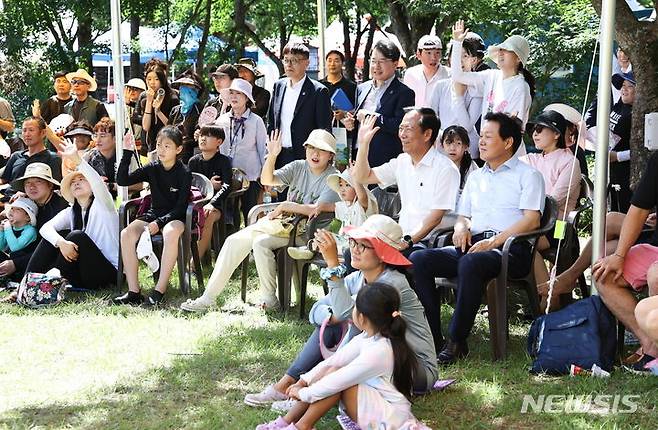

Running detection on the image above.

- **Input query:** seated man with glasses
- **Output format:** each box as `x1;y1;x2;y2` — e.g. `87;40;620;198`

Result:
64;69;108;127
352;108;460;257
410;112;545;362
342;39;415;167
267;42;332;170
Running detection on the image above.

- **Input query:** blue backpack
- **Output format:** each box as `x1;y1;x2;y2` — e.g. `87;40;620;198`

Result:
527;295;617;375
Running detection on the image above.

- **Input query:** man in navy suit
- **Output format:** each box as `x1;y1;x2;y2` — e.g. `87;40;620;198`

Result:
267;43;332;169
343;40;415;167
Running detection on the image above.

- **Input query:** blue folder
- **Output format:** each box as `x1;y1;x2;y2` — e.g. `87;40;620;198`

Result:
331;88;354;111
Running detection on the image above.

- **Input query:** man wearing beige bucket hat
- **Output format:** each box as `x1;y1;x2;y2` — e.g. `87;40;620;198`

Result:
181;128;340;313
64;69;108;127
0;163;67;287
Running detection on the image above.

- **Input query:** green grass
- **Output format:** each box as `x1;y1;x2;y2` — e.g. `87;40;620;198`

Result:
0;263;656;429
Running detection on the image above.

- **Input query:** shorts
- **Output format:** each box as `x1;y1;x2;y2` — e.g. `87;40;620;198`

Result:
622;243;658;290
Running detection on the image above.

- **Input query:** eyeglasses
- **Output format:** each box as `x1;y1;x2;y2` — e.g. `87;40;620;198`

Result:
283;57;305;66
71;79;90;85
349;238;374;253
369;58;394;67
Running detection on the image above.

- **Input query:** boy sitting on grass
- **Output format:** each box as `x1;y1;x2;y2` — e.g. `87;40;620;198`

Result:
187;125;232;259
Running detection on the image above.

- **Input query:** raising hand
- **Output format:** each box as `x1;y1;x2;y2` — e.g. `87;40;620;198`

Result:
266;129;282;157
452;19;469;42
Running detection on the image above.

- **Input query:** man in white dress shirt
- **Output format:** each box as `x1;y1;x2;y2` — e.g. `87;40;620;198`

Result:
352;107;460;255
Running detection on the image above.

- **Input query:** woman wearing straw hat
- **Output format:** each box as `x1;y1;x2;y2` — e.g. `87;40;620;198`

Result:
450;20;535;138
244;215;438;413
213;78;267;223
38;140;119;291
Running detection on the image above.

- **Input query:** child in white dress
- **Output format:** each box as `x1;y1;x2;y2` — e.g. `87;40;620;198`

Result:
256;282;429;430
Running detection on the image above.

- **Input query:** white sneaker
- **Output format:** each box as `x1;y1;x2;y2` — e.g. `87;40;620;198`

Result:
271;398;298;413
244;385;287;407
180;297;215;313
287;246;314;260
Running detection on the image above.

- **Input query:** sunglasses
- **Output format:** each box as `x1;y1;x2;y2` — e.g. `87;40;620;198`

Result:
532;124;547;134
349;238;375;253
71;79;90;85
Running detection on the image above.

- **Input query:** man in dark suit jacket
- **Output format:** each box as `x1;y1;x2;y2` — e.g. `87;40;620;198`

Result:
343;40;415;167
267;43;332;168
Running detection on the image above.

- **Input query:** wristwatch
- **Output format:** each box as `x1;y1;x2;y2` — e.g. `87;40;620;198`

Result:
320;265;348;281
403;235;414;248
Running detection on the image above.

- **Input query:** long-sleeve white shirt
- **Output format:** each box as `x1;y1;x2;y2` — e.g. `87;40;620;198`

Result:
298;332;411;411
429;79;483;157
40;159;120;268
450;39;532;131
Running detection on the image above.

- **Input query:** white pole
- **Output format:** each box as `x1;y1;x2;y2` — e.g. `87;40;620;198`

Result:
110;0;128;201
591;0;617;294
316;0;327;79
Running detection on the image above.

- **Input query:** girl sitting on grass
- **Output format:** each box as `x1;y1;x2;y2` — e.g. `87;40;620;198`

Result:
114;126;192;306
256;282;427;430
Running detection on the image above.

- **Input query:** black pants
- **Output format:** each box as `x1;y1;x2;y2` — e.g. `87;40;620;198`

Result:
26;231;71;274
240;180;261;225
28;230;117;289
410;234;532;348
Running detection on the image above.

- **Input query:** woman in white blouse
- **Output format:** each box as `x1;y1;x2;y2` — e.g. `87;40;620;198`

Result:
215;78;267;222
39;140;119;289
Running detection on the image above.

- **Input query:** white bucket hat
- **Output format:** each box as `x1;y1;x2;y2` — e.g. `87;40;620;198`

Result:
137;226;160;273
9;197;38;226
326;170;378;211
543;103;582;126
126;78;147;91
303;129;337;154
66;69;97;92
488;35;530;67
220;78;255;104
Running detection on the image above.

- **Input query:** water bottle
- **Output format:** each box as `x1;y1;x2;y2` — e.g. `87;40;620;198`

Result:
263;191;272;204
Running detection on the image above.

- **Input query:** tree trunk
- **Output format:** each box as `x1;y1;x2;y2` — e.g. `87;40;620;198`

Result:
196;0;212;73
363;16;376;81
77;9;94;71
339;9;355;80
234;0;284;75
168;0;204;68
130;15;141;79
591;0;658;187
386;2;434;65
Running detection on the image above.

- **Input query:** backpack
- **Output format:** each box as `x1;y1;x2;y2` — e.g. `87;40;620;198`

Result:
527;295;617;375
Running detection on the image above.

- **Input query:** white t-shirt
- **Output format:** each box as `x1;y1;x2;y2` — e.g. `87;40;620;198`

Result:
403;64;451;107
373;147;460;237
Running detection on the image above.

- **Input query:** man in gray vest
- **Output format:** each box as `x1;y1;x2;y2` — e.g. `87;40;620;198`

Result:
65;69;108;127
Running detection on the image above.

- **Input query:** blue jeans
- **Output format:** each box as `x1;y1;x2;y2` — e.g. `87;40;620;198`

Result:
410;235;532;347
286;324;346;380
